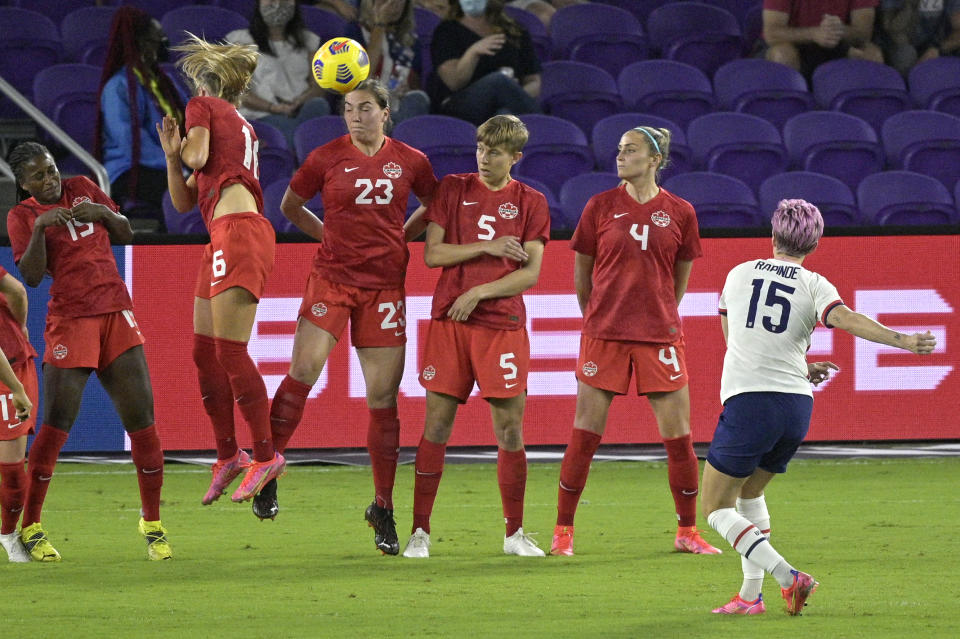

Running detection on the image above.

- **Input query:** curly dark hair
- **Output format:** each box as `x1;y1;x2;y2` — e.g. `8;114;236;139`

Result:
7;141;51;203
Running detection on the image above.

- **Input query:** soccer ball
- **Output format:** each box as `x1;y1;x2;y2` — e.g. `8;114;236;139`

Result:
312;37;370;94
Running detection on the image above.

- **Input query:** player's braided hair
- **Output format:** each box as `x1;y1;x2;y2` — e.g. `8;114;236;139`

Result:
7;141;50;203
175;34;259;106
93;7;184;208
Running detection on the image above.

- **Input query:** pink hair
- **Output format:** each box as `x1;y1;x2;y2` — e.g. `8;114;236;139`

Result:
772;198;823;256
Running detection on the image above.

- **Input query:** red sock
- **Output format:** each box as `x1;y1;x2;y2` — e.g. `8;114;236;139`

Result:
663;434;699;528
412;437;445;534
557;428;602;526
129;425;163;522
270;374;311;454
498;448;527;536
0;459;26;535
22;425;68;527
214;337;274;462
368;407;400;510
193;334;237;460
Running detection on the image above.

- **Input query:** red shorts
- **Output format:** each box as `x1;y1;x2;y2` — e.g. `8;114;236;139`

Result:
44;310;145;370
576;335;688;395
194;212;275;300
419;319;529;402
298;274;406;348
0;358;38;440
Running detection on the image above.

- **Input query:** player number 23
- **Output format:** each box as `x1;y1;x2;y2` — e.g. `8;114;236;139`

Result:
355;179;394;204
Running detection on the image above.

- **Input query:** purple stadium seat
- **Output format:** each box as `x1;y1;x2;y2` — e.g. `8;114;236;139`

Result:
741;3;763;56
548;4;646;78
162;191;205;235
0;7;62;117
61;6;119;66
262;179;307;233
557;172;622;231
505;6;551;64
812;59;910;134
713;59;813;130
594;0;656;23
540;61;623;136
783;111;883;192
159;62;191;102
300;5;349;44
701;0;763;27
516;176;560;230
14;0;93;19
514;114;595;195
161;5;248;50
119;0;197;21
293;115;347;165
857;171;958;226
618;60;715;130
590;113;691;180
908;57;960;117
646;2;742;77
882;110;960;191
759;172;860;226
687;112;789;194
664;172;763;228
32;64;101;164
209;0;257;17
414;6;442;81
251;120;296;190
392;115;478;178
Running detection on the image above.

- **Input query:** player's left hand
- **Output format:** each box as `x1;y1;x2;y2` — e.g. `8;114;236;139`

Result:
807;361;839;385
11;389;31;422
70;201;106;223
448;288;481;322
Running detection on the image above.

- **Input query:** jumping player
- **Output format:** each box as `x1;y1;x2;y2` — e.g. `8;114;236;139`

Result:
157;35;283;506
704;199;936;615
401;114;549;559
265;79;437;552
7;141;170;561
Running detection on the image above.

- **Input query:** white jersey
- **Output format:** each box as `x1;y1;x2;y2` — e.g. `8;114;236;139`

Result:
718;258;843;404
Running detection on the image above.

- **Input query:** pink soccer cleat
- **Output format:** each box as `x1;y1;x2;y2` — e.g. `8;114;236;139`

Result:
675;526;723;554
781;570;819;616
231;453;286;503
712;593;766;615
201;450;251;505
550;525;574;556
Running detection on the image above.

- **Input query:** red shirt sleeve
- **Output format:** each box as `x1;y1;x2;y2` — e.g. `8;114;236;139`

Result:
184;97;212;133
424;177;455;228
522;190;550;246
6;205;34;264
569;195;599;256
676;201;702;261
411;154;439;206
289;148;326;201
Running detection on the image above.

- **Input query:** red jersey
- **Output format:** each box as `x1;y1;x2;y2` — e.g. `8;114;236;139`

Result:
763;0;878;27
0;266;36;364
426;174;550;331
290;135;438;289
7;176;133;318
571;185;701;342
185;95;265;227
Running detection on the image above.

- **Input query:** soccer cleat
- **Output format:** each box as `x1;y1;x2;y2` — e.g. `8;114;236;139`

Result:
252;477;279;521
504;528;545;557
712;593;766;615
364;502;399;555
550;524;574;556
138;518;173;561
201;449;251;505
231;452;286;503
0;531;32;563
781;570;818;615
402;528;430;558
20;522;60;562
675;527;723;554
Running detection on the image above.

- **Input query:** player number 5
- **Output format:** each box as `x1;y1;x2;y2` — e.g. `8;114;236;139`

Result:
500;352;517;380
478;215;496;240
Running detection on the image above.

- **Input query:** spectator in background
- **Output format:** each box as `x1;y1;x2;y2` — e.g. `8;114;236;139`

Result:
877;0;960;75
761;0;884;78
347;0;431;122
507;0;587;30
416;0;449;16
227;0;332;148
430;0;541;126
95;7;185;232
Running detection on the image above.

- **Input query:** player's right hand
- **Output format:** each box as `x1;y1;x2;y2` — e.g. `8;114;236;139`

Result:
37;207;73;228
156;115;182;158
909;330;937;355
484;235;528;262
12;389;31;422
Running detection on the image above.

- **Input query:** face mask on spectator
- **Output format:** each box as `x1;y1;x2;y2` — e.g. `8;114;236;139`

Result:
261;3;295;27
460;0;487;18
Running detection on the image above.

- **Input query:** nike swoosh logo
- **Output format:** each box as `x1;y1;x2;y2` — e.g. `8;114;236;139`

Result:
394;331;405;336
344;167;359;172
8;423;21;429
415;470;439;476
211;279;223;286
142;468;162;474
505;382;518;388
462;201;478;206
614;212;629;218
670;373;683;380
681;489;698;496
38;475;52;482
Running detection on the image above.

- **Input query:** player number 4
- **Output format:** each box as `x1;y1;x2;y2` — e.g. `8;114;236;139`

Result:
658;346;680;372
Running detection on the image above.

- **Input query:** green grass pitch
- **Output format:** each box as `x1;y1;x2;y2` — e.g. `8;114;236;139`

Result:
3;457;958;638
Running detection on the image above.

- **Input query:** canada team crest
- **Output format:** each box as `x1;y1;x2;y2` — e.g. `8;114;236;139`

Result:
71;196;91;207
582;361;598;377
311;302;328;317
52;344;68;360
498;203;519;219
651;210;670;227
422;365;437;381
383;162;402;179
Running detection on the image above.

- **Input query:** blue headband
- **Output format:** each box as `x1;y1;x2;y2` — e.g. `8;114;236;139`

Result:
633;127;661;154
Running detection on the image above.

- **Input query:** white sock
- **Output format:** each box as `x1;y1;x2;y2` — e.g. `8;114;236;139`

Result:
737;496;771;601
707;507;795;588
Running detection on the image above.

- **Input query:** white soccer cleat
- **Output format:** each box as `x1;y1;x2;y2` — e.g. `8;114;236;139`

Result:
402;528;431;558
503;528;545;557
0;531;32;563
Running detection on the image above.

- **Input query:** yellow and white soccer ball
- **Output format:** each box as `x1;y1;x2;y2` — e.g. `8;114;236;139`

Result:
312;37;370;94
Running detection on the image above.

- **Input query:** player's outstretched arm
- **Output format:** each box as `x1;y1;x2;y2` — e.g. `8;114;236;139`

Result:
826;305;937;355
